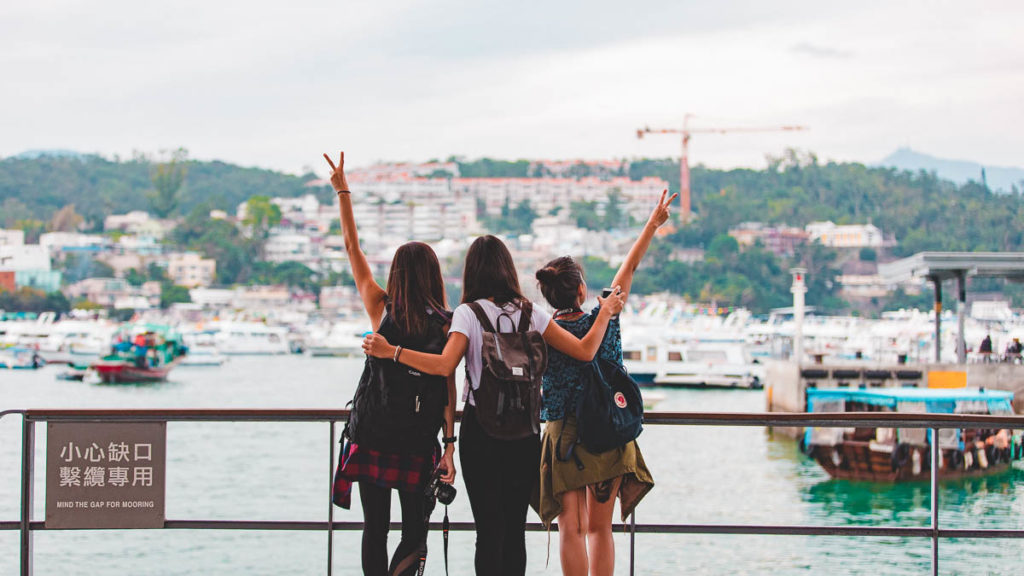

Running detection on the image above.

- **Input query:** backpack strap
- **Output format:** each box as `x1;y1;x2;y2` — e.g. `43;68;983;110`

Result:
517;300;533;333
554;417;585;471
466;302;497;333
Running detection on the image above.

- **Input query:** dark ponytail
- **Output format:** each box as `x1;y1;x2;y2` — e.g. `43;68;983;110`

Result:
535;256;584;310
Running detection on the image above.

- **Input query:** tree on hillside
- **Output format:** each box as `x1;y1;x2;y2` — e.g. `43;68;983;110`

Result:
13;219;46;243
244;195;282;239
604;189;628;229
148;148;189;218
48;204;84;232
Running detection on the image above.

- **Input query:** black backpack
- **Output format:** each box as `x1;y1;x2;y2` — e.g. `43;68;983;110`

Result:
558;357;644;467
466;301;547;440
346;308;451;454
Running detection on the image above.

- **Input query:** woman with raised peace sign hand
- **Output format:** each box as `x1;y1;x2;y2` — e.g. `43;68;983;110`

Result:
534;190;675;576
325;151;457;576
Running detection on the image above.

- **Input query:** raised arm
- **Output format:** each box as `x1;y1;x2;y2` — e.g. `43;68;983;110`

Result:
542;289;625;361
611;189;678;300
324;151;387;329
362;331;469;377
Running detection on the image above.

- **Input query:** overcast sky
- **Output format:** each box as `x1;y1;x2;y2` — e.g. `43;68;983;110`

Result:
2;0;1021;175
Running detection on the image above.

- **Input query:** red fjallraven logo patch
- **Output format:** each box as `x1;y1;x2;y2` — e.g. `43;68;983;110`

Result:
614;392;627;408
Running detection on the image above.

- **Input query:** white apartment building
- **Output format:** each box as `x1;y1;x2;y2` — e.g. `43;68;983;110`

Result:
104;211;170;236
167;252;217;288
0;244;51;272
0;229;26;246
39;232;109;256
265;233;317;264
806;221;885;248
452;177;667;225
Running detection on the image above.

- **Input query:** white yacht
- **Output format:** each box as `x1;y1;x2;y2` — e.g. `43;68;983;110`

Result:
307;321;371;357
37;320;117;367
180;331;228;366
208;322;291;355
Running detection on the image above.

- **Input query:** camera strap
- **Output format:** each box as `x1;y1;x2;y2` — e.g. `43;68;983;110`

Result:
442;506;450;576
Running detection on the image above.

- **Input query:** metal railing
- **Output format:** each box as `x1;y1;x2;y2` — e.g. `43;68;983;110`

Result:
3;408;1024;576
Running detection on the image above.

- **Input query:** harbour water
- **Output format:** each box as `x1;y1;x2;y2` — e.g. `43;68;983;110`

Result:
2;356;1024;575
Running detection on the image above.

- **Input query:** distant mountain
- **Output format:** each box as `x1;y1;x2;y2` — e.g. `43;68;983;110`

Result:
878;148;1024;192
10;149;85;160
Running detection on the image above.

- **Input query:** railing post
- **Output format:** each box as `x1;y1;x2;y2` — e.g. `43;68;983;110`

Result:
629;511;636;576
20;416;34;576
327;420;336;576
930;427;939;576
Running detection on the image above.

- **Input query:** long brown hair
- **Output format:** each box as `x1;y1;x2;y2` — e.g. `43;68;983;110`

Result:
386;241;449;336
535;256;584;310
461;235;525;306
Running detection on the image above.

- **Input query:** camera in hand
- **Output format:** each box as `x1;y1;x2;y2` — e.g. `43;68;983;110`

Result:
425;466;457;506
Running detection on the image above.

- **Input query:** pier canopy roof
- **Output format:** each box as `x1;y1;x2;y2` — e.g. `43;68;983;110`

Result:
880;252;1024;283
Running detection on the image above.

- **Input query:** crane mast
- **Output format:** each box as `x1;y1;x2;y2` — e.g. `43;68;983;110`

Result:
637;115;807;222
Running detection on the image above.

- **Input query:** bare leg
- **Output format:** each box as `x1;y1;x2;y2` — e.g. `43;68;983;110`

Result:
586;477;622;576
558;488;589;576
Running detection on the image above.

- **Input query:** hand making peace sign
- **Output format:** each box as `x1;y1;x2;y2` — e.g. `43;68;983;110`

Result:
322;151;349;193
647;189;679;229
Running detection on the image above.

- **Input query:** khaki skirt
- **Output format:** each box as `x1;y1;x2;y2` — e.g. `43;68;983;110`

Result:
537;415;654;528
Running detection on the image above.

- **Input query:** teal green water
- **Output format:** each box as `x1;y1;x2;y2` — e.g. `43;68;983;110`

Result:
2;356;1023;575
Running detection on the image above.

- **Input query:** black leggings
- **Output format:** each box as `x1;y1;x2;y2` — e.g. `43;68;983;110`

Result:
358;481;427;576
459;405;542;576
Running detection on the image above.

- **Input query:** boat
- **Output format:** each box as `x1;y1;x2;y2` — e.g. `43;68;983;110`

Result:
88;324;186;384
208;322;291;355
622;334;763;389
180;331;227;367
0;346;45;369
307;321;369;357
803;387;1024;481
37;320;117;366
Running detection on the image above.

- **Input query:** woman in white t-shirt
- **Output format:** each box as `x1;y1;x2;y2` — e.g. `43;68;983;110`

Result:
363;235;625;576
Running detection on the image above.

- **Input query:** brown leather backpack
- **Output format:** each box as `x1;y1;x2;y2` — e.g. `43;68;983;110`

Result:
466;301;547;440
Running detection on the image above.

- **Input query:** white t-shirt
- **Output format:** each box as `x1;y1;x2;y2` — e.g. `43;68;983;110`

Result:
449;299;552;405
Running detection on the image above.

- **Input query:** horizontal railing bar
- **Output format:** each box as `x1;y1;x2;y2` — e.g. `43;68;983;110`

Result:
4;520;1024;539
20;409;1024;428
0;409;25;422
632;524;934;537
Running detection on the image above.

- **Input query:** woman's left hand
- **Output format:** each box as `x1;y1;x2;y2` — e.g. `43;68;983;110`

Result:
361;333;393;358
439;449;456;484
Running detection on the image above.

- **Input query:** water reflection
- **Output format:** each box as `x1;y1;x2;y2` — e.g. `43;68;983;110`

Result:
801;456;1024;529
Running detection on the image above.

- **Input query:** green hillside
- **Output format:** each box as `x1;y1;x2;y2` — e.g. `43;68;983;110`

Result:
0;153;320;228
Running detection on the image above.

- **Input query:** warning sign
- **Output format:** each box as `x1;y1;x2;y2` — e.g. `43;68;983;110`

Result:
45;422;166;529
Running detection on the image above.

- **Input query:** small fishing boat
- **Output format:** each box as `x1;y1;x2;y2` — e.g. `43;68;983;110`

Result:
88;324;186;384
803;387;1023;481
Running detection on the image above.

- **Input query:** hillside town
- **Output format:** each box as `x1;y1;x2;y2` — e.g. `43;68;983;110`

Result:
0;158;917;320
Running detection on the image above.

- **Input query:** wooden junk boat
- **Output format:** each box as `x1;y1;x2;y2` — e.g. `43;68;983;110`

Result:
803;387;1023;481
87;324;186;384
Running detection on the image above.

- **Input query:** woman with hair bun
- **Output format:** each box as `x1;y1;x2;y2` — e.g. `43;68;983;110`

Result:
536;190;676;576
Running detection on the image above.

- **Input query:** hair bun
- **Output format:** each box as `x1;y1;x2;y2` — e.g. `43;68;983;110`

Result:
536;266;557;283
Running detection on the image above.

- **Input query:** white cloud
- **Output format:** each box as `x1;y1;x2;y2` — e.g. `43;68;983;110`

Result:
1;0;1022;174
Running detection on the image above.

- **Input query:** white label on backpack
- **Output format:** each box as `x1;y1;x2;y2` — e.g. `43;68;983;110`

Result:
511;366;524;376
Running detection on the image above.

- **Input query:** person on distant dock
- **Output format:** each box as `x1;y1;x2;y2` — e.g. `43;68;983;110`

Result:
325;151;457;576
363;235;625;576
533;191;672;576
980;334;992;354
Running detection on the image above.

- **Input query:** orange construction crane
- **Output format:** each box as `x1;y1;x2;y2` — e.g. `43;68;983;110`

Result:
637;114;807;222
